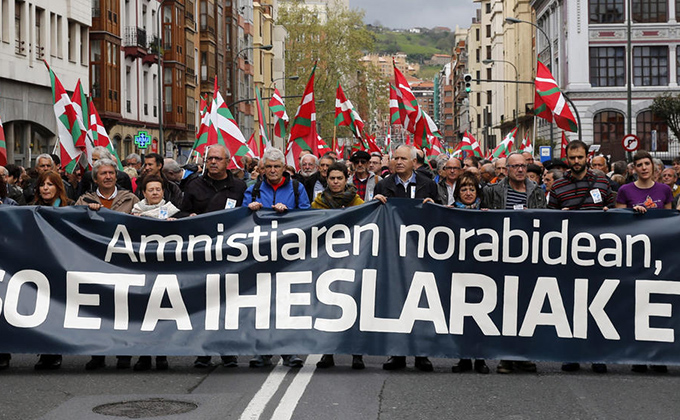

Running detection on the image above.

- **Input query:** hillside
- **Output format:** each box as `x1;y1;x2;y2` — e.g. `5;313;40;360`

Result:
367;25;456;70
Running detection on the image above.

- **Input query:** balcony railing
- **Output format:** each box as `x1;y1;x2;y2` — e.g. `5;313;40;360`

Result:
123;26;147;49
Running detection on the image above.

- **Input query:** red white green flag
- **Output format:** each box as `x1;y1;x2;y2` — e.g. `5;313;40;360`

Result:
535;61;578;132
71;79;95;169
0;115;6;166
519;131;534;156
426;134;443;158
335;140;345;159
192;92;215;157
561;131;569;160
492;127;518;158
44;60;84;172
285;64;318;169
334;82;364;141
269;87;289;145
383;125;392;155
317;134;332;156
461;131;483;157
393;63;421;133
389;84;402;125
252;87;270;158
210;77;253;169
88;97;123;170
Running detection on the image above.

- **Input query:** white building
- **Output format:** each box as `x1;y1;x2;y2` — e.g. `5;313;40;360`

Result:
0;0;90;167
532;0;680;161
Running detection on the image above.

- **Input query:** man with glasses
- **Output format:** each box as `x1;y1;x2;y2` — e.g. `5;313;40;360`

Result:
348;150;380;201
178;145;247;368
369;152;383;175
482;152;545;374
437;157;463;206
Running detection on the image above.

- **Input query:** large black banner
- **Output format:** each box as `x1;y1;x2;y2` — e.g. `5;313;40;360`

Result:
1;200;680;364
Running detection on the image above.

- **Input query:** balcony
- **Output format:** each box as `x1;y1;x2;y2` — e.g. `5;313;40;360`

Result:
123;27;147;59
142;36;160;65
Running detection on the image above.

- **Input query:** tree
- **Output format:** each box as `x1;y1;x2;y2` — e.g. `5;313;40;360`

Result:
651;93;680;141
277;1;389;142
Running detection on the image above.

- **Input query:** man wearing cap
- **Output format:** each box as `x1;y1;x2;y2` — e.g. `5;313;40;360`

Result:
348;150;380;201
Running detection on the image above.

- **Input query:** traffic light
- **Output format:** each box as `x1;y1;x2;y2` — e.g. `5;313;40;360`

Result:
464;74;472;93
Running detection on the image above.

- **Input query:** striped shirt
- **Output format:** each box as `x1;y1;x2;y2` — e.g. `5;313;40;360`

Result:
505;188;527;209
548;169;614;210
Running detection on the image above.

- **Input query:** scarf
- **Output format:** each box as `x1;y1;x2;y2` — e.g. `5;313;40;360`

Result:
453;198;481;209
317;184;359;209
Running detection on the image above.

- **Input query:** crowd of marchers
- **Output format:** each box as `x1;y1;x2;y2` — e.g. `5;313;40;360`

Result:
0;139;677;374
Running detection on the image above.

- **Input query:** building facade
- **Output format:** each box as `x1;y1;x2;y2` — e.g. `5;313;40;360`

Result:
0;0;90;167
533;0;680;161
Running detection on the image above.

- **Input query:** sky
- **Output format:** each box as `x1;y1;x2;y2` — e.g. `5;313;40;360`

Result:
349;0;478;31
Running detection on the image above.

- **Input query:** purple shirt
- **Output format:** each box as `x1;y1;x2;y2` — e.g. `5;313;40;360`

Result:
616;182;673;209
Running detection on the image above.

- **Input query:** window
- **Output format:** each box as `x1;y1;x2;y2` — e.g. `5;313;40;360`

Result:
486;90;492;106
475;48;480;63
589;0;624;23
15;2;23;55
633;46;668;86
636;110;669;152
485;3;491;13
485;24;491;38
475;28;479;42
80;26;88;65
2;0;9;43
589;47;625;87
486;46;491;60
677;0;680;20
593;111;626;161
632;0;667;23
68;21;76;62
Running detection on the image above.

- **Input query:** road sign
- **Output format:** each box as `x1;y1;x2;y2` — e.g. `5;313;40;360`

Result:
621;134;640;152
539;146;551;163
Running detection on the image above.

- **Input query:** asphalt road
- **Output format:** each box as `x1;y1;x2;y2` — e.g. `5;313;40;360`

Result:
1;354;679;420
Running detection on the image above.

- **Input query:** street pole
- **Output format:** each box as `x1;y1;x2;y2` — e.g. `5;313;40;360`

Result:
156;6;164;156
232;44;273;132
626;0;633;161
506;17;554;158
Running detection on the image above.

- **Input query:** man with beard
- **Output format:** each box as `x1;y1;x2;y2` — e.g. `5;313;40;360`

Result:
295;153;318;182
549;140;615;211
548;140;614;374
303;153;335;202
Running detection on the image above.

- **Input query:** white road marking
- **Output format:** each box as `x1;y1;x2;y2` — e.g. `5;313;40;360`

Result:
238;355;320;420
270;354;321;420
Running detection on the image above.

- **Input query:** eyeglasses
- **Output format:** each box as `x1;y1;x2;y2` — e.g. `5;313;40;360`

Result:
444;166;461;171
206;156;225;162
507;164;527;170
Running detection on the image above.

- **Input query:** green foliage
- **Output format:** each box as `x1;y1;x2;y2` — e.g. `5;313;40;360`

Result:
277;1;389;140
370;27;455;64
651;93;680;141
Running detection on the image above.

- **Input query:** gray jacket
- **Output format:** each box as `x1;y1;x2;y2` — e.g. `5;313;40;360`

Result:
481;177;546;209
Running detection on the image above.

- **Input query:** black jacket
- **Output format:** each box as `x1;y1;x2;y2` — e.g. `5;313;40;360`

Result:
178;172;247;217
374;171;439;202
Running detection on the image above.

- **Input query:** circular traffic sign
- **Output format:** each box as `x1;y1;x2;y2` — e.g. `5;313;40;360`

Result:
622;134;640;152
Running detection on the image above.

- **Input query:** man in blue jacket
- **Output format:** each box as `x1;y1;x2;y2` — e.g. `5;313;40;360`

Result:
243;147;310;368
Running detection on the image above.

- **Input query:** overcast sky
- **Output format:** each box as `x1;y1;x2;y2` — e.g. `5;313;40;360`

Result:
349;0;478;30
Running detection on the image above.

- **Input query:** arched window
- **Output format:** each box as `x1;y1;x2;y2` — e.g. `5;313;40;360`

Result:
593;110;626;161
636;110;668;152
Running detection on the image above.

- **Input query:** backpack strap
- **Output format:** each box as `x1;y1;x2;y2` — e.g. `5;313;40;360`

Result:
292;179;300;208
251;179;263;203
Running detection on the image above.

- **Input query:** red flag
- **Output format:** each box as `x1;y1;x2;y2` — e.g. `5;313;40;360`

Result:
286;63;318;169
335;83;364;141
460;131;483;157
535;61;578;132
560;131;569;160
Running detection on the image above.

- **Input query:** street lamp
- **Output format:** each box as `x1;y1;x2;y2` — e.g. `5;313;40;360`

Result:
269;75;299;89
231;44;273;131
506;16;554;157
483;58;519;131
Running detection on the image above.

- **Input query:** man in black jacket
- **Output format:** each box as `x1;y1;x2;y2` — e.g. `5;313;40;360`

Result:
374;145;439;205
373;145;438;372
178;145;247;368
